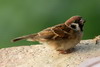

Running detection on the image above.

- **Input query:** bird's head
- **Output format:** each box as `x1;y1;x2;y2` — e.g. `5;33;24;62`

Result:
65;16;86;31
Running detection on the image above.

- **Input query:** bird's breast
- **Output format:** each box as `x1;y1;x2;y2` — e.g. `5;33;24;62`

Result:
46;31;83;50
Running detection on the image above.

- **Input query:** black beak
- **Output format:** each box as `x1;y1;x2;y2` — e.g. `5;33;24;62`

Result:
80;19;85;25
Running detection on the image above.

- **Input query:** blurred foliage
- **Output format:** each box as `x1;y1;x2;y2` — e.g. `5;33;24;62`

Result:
0;0;100;48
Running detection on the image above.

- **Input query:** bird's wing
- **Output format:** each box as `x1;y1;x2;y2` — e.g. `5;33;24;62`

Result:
38;24;74;40
38;27;55;39
51;24;73;39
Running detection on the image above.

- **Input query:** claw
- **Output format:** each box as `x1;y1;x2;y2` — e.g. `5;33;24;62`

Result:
57;48;75;54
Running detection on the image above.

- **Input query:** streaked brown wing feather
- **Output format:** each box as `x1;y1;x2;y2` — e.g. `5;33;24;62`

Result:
38;27;55;39
51;24;73;38
38;24;74;40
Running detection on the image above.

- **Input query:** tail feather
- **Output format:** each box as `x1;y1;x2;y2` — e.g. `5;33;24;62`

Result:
11;34;37;42
12;37;24;42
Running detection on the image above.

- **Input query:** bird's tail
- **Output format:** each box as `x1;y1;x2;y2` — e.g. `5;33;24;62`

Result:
11;34;37;42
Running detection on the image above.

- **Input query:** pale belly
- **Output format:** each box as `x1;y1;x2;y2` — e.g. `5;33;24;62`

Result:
46;32;83;50
56;38;81;50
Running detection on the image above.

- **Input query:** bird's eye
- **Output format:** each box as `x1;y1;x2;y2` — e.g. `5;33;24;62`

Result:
74;20;79;23
71;25;76;29
74;21;77;23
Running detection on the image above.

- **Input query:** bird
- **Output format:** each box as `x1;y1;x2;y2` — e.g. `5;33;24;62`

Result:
12;15;86;54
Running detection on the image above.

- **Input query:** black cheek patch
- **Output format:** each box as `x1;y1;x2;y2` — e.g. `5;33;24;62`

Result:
79;24;83;31
71;25;76;29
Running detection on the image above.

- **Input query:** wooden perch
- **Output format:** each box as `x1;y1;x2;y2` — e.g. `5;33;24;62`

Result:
0;35;100;67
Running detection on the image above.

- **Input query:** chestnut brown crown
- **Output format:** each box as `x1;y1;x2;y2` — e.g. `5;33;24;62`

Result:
65;16;85;31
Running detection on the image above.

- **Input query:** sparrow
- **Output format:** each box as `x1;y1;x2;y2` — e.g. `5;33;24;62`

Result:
12;16;85;54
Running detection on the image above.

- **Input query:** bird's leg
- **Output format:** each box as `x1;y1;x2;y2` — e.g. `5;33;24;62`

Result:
65;48;75;53
57;50;68;54
57;48;75;54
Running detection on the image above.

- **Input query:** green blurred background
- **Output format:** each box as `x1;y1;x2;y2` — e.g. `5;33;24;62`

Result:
0;0;100;48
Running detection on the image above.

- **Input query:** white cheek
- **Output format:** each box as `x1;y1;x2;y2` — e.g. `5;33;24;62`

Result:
75;24;80;31
71;23;80;31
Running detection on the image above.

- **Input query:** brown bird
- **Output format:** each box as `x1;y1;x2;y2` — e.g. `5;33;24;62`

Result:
12;16;85;54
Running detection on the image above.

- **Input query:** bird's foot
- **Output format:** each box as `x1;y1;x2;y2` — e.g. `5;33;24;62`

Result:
57;48;75;54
